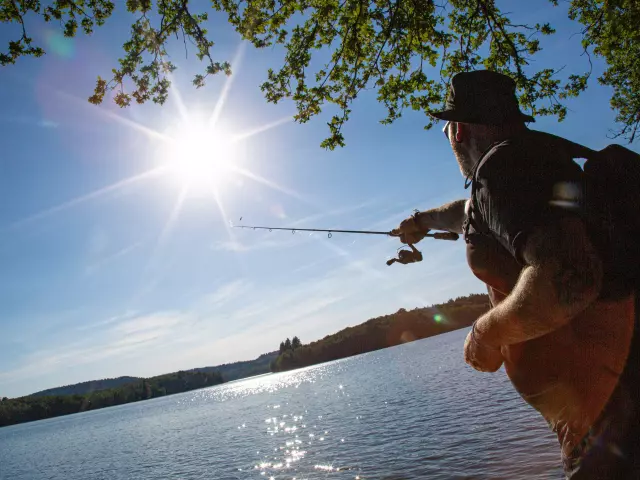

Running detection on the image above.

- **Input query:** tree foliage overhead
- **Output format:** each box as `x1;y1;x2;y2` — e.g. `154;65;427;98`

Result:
565;0;640;142
2;0;639;146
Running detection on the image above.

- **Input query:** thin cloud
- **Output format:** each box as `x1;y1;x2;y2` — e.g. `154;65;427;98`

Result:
0;311;192;385
290;255;340;274
202;279;250;308
286;198;384;228
85;241;144;275
38;119;58;128
114;312;187;335
211;235;305;253
6;167;165;231
0;115;58;128
75;309;140;333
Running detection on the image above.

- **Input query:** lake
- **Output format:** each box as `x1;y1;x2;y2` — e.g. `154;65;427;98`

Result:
0;328;563;479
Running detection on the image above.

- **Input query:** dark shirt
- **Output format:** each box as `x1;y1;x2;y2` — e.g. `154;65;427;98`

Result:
464;129;640;479
468;129;584;264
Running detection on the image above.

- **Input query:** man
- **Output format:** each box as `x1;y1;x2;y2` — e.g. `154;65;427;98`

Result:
394;70;640;478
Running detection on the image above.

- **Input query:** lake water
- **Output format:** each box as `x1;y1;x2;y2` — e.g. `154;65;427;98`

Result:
0;328;563;479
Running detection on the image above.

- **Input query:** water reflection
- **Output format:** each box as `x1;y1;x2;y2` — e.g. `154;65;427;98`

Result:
198;363;342;403
0;330;561;479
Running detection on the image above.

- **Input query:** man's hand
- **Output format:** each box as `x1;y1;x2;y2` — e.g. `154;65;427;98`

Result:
391;215;429;245
464;321;504;372
392;200;468;245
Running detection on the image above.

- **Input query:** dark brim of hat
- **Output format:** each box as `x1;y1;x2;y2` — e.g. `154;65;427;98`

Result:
430;108;535;124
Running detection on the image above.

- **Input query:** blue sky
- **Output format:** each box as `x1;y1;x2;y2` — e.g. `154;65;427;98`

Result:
0;1;636;398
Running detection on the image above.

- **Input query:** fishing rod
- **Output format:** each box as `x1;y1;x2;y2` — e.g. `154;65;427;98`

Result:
233;222;458;267
232;224;459;241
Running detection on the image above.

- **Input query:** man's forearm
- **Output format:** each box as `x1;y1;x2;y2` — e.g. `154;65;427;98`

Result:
474;220;603;346
417;199;467;234
475;265;597;345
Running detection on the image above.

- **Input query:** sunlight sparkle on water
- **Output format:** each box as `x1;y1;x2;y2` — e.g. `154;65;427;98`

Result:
315;464;335;471
200;367;348;477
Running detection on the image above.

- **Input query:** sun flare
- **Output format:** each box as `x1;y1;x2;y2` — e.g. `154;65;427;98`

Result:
162;122;238;191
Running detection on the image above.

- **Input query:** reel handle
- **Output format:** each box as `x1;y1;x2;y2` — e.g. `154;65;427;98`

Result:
432;232;459;241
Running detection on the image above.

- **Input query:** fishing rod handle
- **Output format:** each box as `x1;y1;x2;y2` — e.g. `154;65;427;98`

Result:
432;232;459;241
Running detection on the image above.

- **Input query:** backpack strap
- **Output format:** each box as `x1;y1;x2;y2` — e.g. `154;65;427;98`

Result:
463;143;499;242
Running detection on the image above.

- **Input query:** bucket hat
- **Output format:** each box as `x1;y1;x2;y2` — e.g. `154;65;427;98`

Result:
430;70;535;124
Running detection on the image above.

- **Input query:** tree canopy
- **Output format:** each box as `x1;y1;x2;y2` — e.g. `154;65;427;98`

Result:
2;0;639;147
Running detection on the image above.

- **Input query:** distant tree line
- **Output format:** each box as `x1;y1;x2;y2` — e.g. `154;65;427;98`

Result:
191;351;278;382
271;293;490;372
29;376;141;398
279;336;302;354
272;336;303;371
0;370;223;428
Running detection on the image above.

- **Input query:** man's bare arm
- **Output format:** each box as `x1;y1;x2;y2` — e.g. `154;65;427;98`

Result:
474;217;603;346
393;199;467;244
415;199;467;234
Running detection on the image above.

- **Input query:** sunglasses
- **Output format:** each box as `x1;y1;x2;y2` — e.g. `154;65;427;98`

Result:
443;121;451;140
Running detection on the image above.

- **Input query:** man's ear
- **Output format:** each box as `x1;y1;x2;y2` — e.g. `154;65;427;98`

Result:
454;122;465;143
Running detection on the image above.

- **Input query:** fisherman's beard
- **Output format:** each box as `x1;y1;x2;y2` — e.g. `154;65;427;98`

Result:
452;142;478;178
451;140;480;178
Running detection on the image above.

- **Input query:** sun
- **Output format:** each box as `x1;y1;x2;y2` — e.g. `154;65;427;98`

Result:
161;121;238;191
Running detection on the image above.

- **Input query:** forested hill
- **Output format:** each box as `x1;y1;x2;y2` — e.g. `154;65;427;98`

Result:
30;376;141;398
0;370;223;428
22;352;279;400
0;352;280;428
191;352;278;381
271;293;491;372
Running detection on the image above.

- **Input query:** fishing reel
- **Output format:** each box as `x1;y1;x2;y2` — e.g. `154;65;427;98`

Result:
386;228;458;267
386;244;424;267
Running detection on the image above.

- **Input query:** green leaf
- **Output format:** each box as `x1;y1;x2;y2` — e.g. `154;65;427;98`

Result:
3;0;639;145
